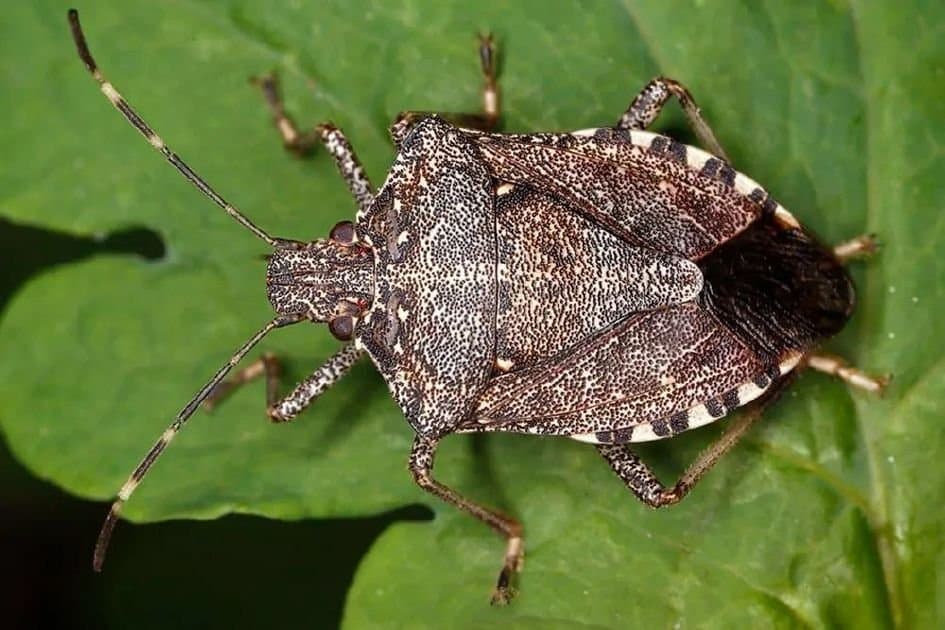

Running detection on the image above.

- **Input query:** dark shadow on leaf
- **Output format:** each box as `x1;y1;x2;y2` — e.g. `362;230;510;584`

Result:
0;216;433;629
267;356;387;457
0;215;164;315
467;433;516;514
317;360;389;449
0;430;431;630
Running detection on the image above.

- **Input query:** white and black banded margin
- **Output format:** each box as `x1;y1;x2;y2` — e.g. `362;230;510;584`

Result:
570;352;804;444
571;127;801;230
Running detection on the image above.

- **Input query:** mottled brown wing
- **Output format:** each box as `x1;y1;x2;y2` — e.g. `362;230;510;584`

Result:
472;129;762;260
465;301;776;443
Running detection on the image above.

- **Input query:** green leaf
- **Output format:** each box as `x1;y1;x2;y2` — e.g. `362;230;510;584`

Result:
2;1;943;627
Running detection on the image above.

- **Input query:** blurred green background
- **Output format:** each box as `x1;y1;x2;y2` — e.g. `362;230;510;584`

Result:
2;1;944;628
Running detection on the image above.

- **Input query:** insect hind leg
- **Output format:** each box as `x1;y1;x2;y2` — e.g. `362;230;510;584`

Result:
616;76;729;161
806;233;888;393
409;435;523;605
805;353;890;394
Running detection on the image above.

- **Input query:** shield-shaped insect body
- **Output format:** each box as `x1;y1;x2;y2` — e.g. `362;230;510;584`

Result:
69;9;884;605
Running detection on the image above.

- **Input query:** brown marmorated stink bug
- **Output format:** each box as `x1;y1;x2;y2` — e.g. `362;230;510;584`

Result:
69;9;887;604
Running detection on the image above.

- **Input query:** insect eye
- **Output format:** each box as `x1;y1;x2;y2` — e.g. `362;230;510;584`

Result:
329;221;357;246
328;315;355;341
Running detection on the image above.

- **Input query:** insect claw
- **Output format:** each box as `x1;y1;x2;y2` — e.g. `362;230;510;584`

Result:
658;486;685;507
490;581;516;606
249;71;276;87
874;373;893;397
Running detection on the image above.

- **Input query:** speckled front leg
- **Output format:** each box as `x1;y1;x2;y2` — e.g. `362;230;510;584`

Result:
617;76;729;161
252;74;374;215
390;34;500;146
268;344;363;422
316;123;375;216
409;435;523;605
599;400;767;507
203;344;362;422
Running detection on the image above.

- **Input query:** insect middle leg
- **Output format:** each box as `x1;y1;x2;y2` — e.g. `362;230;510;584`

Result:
252;74;374;215
202;352;282;412
203;344;363;421
390;34;500;145
597;400;767;508
409;435;524;605
616;77;729;161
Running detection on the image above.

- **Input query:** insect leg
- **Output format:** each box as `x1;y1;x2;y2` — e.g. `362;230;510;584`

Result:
251;73;320;156
202;344;362;420
832;234;879;262
805;353;889;394
478;33;501;128
409;435;523;605
390;34;501;145
616;77;729;161
269;344;363;422
317;124;375;216
252;75;374;215
597;401;766;508
202;352;282;411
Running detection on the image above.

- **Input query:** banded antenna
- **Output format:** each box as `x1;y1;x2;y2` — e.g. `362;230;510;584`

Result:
66;9;308;569
67;8;287;247
92;313;304;571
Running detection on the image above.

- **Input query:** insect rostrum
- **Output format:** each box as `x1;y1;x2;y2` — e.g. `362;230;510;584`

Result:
68;9;885;605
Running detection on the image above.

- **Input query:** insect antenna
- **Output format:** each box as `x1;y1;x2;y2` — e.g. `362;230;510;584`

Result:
67;9;284;248
92;313;305;571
